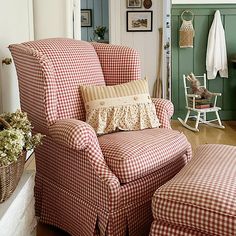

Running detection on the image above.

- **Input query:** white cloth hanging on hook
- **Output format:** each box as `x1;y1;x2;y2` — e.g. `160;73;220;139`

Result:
206;10;228;80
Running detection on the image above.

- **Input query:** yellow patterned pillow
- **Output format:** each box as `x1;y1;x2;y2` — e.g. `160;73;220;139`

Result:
80;79;160;135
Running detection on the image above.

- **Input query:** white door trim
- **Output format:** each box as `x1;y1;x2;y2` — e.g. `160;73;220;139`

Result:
73;0;81;39
108;0;121;45
28;0;34;41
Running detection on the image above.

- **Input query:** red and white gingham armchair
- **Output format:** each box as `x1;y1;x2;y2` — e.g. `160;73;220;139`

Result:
9;39;192;236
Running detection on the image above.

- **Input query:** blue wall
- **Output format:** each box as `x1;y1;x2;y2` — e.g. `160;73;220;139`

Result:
81;0;109;42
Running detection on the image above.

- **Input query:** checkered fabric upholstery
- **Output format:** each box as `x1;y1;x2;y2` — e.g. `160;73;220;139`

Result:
91;42;141;85
150;144;236;236
99;128;190;183
49;119;97;150
9;39;192;236
152;98;174;129
11;38;106;125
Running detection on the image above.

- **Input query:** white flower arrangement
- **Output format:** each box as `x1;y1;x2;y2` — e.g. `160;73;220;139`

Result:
0;110;44;167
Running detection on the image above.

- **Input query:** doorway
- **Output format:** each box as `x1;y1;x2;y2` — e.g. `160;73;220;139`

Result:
80;0;109;43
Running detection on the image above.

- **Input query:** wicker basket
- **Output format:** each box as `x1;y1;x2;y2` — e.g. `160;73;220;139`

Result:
0;117;26;203
0;152;26;202
179;10;195;48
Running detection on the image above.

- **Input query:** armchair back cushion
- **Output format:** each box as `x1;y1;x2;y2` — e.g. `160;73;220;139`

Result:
9;39;106;126
91;42;141;85
99;128;191;183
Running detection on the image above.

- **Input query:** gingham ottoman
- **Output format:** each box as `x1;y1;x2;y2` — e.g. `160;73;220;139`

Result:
149;144;236;236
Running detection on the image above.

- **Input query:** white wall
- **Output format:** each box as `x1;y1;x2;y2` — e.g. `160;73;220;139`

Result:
172;0;236;3
109;0;121;45
119;1;163;95
33;0;74;39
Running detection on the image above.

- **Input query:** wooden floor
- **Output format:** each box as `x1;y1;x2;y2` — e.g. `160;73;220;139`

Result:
171;120;236;153
29;120;236;236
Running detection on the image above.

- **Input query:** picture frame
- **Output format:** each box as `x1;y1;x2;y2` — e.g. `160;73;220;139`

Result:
127;0;142;8
127;11;153;32
81;9;92;27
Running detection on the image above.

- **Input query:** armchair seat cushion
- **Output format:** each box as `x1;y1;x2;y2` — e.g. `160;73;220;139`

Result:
98;128;191;183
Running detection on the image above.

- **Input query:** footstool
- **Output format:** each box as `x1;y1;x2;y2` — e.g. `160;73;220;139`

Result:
149;144;236;236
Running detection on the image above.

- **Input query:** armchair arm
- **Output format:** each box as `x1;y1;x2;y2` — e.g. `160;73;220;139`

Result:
187;93;221;108
187;94;201;98
211;92;222;96
152;98;174;129
49;119;120;188
49;119;97;150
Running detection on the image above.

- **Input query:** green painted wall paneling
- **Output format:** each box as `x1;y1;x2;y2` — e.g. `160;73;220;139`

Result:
81;0;109;42
171;4;236;120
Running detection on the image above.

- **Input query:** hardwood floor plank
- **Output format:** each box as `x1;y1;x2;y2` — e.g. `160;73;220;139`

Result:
171;120;236;153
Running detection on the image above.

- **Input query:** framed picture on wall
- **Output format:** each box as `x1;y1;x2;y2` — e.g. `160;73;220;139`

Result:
127;0;142;8
81;9;92;27
127;11;153;32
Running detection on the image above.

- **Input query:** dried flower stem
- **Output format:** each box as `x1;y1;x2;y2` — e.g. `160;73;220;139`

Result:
0;117;11;129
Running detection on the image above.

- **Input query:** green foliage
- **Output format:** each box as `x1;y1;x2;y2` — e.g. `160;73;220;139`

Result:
94;26;107;39
0;110;44;166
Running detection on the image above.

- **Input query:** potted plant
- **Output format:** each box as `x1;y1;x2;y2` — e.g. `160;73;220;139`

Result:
0;110;43;202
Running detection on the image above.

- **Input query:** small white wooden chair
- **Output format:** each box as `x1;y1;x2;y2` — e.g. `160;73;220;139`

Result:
178;73;225;132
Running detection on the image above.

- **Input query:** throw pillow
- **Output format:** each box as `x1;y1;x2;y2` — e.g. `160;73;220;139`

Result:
80;79;160;135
